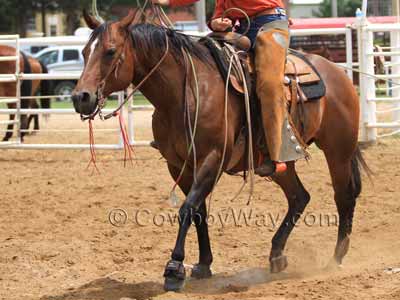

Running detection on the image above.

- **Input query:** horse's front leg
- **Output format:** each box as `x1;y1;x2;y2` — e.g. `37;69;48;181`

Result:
2;114;15;141
164;150;220;292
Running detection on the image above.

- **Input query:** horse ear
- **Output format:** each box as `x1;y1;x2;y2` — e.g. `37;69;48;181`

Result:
119;9;137;29
83;9;101;30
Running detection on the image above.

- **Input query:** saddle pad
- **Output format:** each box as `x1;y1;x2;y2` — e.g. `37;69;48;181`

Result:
287;50;326;101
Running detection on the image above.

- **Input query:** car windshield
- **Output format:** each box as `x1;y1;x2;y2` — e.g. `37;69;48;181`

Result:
38;50;58;65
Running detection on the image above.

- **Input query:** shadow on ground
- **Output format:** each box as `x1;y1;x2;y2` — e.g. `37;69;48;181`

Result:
40;267;308;300
40;278;164;300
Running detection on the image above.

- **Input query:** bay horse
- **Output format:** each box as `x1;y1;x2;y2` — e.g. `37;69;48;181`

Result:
0;45;50;141
73;11;369;291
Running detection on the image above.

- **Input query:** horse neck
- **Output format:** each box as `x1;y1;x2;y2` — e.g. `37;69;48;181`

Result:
132;48;187;115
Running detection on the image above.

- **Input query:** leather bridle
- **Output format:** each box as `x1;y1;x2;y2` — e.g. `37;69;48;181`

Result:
80;23;170;121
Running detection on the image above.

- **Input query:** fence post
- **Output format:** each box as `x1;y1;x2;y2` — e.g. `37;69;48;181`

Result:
358;21;377;142
390;29;400;122
345;26;354;81
15;35;21;144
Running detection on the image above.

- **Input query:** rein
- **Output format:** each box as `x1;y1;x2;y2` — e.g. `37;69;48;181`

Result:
102;33;169;121
80;28;170;122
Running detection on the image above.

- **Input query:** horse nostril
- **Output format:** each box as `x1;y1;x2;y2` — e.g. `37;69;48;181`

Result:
81;92;91;103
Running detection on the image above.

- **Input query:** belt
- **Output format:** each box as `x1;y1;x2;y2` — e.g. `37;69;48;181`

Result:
254;7;287;18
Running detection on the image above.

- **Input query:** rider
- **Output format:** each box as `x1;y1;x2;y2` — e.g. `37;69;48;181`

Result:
152;0;305;176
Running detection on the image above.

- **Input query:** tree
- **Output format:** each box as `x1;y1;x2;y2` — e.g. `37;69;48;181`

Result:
56;0;137;34
0;1;15;34
55;0;92;35
315;0;362;17
0;0;57;37
36;0;58;36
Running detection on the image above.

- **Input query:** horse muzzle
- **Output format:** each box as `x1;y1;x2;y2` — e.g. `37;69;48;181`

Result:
72;90;98;116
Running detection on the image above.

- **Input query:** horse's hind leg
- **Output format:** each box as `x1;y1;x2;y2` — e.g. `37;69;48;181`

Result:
325;152;360;266
269;161;311;273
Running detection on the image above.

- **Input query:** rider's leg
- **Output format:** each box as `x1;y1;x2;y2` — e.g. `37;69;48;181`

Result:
254;22;304;176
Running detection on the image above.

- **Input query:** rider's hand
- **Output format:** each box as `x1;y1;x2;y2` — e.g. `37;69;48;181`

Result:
152;0;170;5
210;18;233;32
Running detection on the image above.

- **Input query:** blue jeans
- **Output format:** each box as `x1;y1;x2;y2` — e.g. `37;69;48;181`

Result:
236;13;288;48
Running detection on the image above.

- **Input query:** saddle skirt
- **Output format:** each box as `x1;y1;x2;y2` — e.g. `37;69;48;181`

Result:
201;34;326;104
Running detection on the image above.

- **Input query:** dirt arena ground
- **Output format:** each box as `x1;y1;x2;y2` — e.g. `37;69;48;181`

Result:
1;111;400;300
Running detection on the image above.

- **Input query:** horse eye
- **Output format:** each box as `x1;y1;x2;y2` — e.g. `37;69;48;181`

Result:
106;48;116;57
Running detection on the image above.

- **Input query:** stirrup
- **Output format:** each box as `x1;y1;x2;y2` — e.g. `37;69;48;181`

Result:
255;161;287;177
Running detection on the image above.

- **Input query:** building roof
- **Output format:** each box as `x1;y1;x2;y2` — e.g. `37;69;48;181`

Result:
291;16;398;29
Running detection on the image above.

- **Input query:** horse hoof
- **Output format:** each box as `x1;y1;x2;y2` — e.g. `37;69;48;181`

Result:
270;255;288;273
163;260;186;292
191;264;212;279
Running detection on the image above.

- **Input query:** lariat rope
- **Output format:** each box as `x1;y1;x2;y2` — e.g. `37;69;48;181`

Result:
87;2;254;206
132;0;202;204
92;0;104;23
138;3;255;207
83;1;169;171
117;111;135;167
152;3;254;207
87;119;100;174
149;3;202;203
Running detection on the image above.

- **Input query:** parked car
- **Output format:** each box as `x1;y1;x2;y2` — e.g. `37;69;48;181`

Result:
34;46;84;100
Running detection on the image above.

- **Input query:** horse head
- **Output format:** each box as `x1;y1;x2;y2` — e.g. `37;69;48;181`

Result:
72;10;136;116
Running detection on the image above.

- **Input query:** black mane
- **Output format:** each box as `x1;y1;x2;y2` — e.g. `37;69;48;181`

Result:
130;23;211;65
87;22;211;66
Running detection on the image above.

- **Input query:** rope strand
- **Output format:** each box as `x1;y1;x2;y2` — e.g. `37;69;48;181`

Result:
87;119;100;175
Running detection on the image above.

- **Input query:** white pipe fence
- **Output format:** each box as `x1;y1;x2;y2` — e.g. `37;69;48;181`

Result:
0;34;154;150
357;19;400;142
0;22;398;149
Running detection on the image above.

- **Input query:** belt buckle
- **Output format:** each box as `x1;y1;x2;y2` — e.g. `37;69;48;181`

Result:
276;8;286;16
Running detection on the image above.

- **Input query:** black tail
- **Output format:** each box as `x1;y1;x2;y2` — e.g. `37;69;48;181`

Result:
38;61;51;109
20;52;32;109
350;146;373;199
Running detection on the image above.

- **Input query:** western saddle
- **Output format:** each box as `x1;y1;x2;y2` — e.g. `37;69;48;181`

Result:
201;32;326;106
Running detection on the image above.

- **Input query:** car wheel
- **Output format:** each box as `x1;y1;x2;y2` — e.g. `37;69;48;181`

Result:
54;81;76;102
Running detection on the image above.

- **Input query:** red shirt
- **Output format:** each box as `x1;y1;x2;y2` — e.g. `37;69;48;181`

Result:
169;0;285;19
